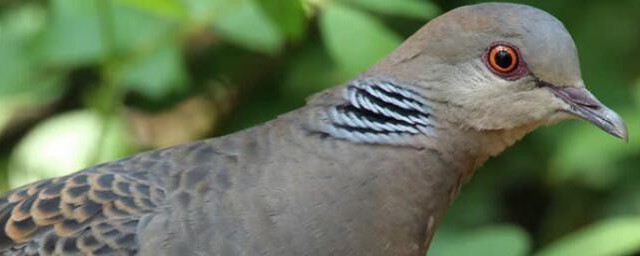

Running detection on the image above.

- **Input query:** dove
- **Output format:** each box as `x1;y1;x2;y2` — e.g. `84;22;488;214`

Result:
0;3;627;256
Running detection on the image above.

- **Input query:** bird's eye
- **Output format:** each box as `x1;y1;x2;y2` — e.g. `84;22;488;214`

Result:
487;44;518;74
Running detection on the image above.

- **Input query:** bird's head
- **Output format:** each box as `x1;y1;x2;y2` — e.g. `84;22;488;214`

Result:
372;3;627;142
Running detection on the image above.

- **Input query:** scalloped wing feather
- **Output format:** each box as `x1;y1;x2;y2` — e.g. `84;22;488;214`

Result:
0;160;166;256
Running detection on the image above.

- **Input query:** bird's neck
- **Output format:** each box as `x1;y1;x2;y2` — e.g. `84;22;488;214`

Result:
303;77;536;174
304;78;437;147
430;121;539;181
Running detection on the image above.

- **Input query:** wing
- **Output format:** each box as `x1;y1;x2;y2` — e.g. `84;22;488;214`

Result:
0;157;166;256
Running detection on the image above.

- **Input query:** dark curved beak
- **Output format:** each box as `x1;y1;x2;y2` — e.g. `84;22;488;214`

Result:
546;85;628;142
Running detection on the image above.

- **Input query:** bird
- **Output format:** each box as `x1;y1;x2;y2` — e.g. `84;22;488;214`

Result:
0;3;628;256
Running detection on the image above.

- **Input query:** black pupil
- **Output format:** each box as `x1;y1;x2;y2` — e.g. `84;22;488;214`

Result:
495;50;513;69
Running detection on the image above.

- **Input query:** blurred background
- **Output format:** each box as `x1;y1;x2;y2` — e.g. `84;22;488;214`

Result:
0;0;638;255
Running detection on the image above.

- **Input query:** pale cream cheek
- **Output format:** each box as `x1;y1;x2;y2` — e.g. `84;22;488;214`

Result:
450;72;538;128
436;60;565;130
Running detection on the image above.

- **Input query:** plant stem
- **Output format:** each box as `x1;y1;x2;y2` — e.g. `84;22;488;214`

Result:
93;0;122;164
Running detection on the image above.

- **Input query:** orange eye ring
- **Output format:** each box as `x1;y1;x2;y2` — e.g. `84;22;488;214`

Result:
488;45;518;73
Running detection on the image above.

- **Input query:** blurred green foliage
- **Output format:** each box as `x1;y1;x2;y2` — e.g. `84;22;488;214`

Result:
0;0;638;255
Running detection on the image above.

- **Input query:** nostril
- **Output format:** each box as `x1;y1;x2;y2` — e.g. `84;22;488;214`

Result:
542;82;602;109
562;86;601;108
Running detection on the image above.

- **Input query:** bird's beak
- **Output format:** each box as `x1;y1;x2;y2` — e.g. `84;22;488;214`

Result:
546;85;628;142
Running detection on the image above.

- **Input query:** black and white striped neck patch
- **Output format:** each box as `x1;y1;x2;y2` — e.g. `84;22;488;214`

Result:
325;79;435;145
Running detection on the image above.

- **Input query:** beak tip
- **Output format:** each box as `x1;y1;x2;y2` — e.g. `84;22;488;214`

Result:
598;111;628;143
614;124;629;144
607;111;628;143
612;130;629;143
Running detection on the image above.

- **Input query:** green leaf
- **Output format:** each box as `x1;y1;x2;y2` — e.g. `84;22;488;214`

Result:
8;111;132;188
0;3;62;96
50;0;97;14
122;41;189;99
37;0;104;66
210;0;284;54
0;39;36;95
183;0;287;53
0;3;47;40
256;0;307;41
114;0;188;20
536;217;640;256
320;2;401;76
343;0;440;20
38;16;103;66
283;43;350;101
429;225;531;256
112;5;177;54
183;0;223;24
